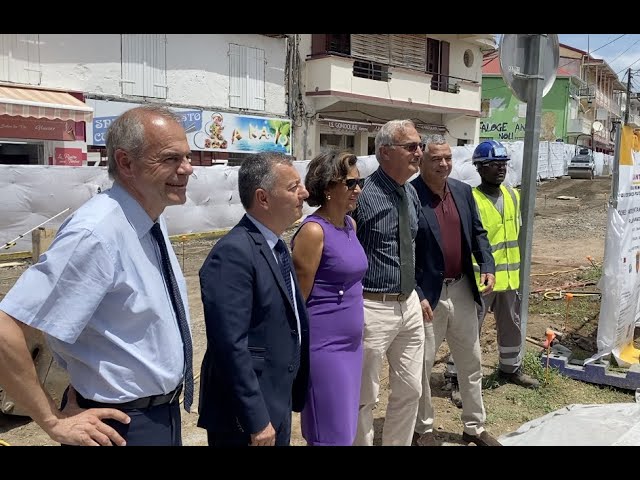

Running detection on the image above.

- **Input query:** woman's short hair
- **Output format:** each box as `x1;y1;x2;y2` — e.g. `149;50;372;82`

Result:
305;149;358;207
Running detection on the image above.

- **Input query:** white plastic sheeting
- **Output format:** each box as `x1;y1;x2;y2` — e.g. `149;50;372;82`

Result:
499;402;640;446
592;126;640;365
0;163;316;252
357;141;612;188
0;142;614;252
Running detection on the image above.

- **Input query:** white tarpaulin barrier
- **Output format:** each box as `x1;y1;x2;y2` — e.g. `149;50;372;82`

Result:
593;126;640;366
499;402;640;446
0;142;613;253
0;163;316;252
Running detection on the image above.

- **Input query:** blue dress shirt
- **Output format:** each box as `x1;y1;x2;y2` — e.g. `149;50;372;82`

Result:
0;182;190;403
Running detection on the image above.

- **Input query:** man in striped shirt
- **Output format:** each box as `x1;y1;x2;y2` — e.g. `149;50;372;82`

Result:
352;119;425;446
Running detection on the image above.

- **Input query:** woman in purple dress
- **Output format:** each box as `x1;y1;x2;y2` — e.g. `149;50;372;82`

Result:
291;150;368;446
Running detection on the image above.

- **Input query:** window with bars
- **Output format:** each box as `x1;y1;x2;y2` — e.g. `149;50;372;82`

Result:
121;34;167;98
229;44;266;111
353;60;390;82
0;34;41;85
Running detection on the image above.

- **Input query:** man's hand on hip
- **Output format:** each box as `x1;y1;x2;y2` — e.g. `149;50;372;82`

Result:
47;388;131;446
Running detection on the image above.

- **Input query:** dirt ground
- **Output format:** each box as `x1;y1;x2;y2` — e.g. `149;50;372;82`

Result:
0;175;614;446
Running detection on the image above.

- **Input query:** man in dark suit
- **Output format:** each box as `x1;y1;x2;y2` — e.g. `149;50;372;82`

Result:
197;152;310;446
411;134;501;447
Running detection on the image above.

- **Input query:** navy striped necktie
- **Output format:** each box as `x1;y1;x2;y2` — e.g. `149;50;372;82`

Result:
274;239;294;304
150;223;194;412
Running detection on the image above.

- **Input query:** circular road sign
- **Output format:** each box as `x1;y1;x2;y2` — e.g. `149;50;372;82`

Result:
499;34;559;103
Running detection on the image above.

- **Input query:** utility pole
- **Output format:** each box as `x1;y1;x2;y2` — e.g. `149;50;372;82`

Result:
625;68;632;124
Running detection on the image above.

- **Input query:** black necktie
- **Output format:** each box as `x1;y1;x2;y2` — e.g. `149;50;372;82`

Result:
150;223;194;412
397;186;415;296
275;239;294;304
274;239;301;373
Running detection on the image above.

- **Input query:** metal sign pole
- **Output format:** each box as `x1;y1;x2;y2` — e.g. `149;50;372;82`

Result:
518;35;547;346
610;122;622;209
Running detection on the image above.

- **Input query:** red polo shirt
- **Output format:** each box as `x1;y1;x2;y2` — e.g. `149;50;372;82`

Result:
431;183;463;278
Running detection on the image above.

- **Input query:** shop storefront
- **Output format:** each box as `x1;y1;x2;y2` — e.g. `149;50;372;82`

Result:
316;117;448;156
86;99;293;166
0;85;92;166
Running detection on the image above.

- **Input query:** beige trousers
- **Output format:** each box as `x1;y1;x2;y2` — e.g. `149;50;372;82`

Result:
415;276;486;436
354;290;425;446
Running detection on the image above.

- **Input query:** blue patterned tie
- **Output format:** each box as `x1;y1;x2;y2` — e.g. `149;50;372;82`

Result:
275;239;300;373
150;223;194;412
275;239;294;304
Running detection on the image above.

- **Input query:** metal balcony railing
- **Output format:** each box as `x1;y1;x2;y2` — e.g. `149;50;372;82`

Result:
353;60;392;82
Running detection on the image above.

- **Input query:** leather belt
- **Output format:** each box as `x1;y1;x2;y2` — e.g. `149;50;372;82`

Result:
75;385;183;411
363;291;410;302
443;273;464;285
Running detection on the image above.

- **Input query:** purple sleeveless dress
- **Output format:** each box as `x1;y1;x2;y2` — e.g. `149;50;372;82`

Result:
292;213;368;446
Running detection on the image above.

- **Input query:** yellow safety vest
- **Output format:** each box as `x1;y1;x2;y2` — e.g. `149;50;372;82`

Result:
472;185;520;291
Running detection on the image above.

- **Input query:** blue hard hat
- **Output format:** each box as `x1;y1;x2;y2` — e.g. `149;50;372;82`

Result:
472;140;510;164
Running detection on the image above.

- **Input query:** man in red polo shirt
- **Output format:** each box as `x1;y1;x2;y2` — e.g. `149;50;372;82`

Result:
410;134;501;447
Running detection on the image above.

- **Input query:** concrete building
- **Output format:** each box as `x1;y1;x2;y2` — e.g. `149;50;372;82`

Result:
479;42;626;155
0;34;291;166
289;34;496;159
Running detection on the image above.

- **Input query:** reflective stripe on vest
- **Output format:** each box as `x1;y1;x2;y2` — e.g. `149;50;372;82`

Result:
472;185;521;291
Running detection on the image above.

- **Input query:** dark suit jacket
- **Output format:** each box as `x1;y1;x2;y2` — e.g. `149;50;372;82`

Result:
411;176;494;308
197;215;309;436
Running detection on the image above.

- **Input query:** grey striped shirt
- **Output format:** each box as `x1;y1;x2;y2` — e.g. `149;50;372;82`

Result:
352;167;419;293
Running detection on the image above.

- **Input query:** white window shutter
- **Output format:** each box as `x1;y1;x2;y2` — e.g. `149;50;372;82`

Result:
229;43;265;111
247;48;265;111
122;34;144;96
11;35;28;84
0;34;11;82
229;43;245;108
150;35;167;99
121;34;166;98
0;34;40;85
22;34;41;85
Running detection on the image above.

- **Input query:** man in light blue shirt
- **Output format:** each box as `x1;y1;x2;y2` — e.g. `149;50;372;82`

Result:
0;105;194;446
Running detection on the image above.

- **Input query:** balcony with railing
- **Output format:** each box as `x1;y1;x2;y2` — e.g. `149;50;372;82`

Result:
305;54;480;113
567;117;592;135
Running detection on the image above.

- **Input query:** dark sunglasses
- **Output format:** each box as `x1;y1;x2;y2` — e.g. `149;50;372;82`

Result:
344;178;365;190
389;142;426;153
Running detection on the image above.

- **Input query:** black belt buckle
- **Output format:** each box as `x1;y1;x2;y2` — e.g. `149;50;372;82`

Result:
76;384;183;411
444;274;463;285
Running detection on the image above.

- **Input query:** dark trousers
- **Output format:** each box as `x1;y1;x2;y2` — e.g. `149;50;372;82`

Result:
207;414;292;446
60;387;182;446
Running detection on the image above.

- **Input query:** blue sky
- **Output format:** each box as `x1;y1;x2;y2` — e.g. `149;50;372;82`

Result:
496;34;640;88
557;34;640;88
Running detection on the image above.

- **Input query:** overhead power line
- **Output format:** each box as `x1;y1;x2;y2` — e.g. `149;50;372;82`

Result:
557;34;628;72
589;34;627;55
616;56;640;76
609;37;640;65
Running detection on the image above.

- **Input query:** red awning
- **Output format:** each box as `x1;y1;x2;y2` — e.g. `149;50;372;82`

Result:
0;86;93;122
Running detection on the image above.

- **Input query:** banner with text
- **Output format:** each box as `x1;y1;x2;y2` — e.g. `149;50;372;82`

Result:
86;99;291;154
596;126;640;366
190;111;291;155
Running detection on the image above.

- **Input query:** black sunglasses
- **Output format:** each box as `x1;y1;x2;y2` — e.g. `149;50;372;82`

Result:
388;142;426;153
344;178;365;190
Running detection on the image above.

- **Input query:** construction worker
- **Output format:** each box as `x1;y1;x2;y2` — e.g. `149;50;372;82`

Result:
446;140;538;407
